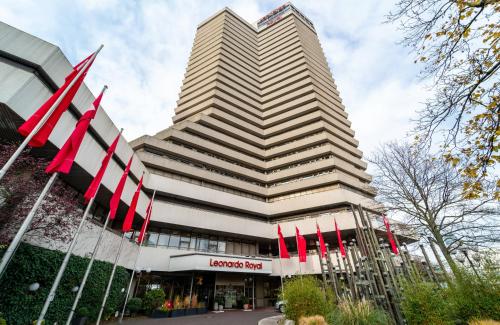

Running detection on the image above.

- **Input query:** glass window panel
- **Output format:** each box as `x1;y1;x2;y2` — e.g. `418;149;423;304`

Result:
157;233;170;247
208;236;218;253
242;243;249;256
146;232;159;247
180;232;191;250
197;235;208;251
226;241;233;254
249;243;256;256
189;235;197;250
233;242;241;255
217;239;226;253
169;231;180;248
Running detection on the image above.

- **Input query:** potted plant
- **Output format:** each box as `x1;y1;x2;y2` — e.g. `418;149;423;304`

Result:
126;297;142;317
143;288;166;316
171;296;185;317
242;296;250;310
72;307;89;325
216;296;224;311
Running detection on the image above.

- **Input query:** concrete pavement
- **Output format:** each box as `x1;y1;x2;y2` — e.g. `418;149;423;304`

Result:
108;308;281;325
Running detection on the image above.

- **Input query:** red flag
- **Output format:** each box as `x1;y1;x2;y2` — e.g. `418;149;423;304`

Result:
295;226;307;263
137;194;154;244
109;156;133;219
277;224;290;259
316;223;327;258
18;52;96;147
44;90;105;174
83;130;120;202
383;215;399;255
334;219;346;257
122;176;143;233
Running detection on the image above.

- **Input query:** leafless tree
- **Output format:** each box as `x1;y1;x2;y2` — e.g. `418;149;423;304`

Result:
369;141;499;274
387;0;499;199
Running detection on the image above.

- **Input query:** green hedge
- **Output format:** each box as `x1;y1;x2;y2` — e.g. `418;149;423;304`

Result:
0;243;130;324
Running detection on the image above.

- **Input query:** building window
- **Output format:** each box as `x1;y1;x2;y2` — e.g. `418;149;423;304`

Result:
180;232;191;250
146;232;159;247
197;235;209;251
233;241;241;255
157;232;170;247
189;236;197;250
169;231;180;248
217;239;226;253
242;243;249;256
226;241;234;254
208;236;218;253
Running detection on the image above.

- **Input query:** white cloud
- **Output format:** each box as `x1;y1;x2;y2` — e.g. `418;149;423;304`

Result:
0;0;429;159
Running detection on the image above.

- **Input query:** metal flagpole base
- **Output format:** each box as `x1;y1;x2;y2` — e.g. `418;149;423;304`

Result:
35;196;96;325
0;172;58;280
96;233;126;325
65;212;111;325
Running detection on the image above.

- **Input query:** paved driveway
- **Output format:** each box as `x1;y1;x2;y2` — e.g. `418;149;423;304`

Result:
109;309;281;325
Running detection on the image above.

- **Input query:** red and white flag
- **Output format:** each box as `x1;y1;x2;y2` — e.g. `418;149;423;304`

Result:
334;219;346;257
18;52;97;147
83;130;121;203
383;215;399;255
109;156;133;219
136;193;155;244
316;223;327;258
295;226;307;263
277;224;290;259
45;88;105;174
122;175;143;233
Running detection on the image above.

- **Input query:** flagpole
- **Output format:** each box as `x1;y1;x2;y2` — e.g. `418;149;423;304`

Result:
36;195;97;325
0;172;58;279
96;232;127;325
277;226;285;298
0;45;103;182
119;189;157;323
294;231;303;280
65;211;111;325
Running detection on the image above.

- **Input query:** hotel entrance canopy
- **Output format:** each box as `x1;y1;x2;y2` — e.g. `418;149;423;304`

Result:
169;252;273;274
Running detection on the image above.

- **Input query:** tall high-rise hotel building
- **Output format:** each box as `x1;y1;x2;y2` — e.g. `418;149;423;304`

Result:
0;3;394;309
129;3;379;305
133;4;375;221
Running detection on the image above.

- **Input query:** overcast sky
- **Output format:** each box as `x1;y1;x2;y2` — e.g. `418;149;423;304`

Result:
0;0;430;161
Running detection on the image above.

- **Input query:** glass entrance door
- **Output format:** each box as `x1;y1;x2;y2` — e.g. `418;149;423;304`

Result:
215;285;244;309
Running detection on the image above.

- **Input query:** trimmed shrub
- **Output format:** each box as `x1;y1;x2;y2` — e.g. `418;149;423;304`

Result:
142;288;166;313
127;297;142;314
400;280;454;325
281;276;331;323
327;300;389;325
0;243;129;324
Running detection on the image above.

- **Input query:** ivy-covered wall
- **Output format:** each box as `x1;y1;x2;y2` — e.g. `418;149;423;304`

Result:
0;243;130;324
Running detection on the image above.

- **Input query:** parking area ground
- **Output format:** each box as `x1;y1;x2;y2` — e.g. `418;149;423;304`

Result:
108;308;281;325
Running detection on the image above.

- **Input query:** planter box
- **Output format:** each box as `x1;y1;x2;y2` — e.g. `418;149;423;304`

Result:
151;310;171;318
197;307;208;314
185;308;197;316
171;309;186;318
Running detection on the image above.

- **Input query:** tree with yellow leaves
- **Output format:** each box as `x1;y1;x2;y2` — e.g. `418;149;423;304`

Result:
387;0;499;199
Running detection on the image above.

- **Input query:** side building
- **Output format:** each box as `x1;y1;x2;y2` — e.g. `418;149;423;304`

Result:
0;4;413;310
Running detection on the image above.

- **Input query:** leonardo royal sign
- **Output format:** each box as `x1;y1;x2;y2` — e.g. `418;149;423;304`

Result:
209;258;263;270
169;252;272;274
